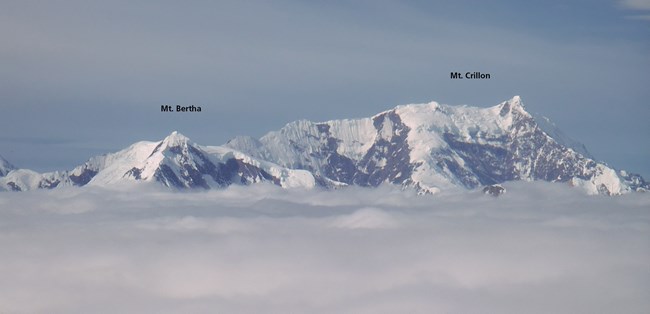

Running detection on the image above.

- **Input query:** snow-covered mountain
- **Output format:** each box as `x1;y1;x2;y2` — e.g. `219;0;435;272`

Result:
0;132;314;191
225;96;647;195
1;96;647;194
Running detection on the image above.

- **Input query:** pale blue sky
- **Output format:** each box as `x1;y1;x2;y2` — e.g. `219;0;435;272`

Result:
1;0;648;176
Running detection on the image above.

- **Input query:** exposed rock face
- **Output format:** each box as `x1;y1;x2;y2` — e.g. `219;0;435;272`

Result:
619;171;649;192
483;184;506;197
1;96;647;195
226;96;647;195
0;132;315;191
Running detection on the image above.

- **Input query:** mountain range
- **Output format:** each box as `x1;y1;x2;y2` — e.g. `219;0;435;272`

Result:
1;96;647;195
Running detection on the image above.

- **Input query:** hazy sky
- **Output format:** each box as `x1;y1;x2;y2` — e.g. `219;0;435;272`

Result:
1;0;648;176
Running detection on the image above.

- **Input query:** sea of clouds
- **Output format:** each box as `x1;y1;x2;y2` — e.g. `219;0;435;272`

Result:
0;182;648;313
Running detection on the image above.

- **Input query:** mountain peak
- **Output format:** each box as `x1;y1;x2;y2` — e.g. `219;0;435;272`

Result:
510;95;522;104
0;155;16;177
162;131;191;147
2;97;647;195
498;95;530;117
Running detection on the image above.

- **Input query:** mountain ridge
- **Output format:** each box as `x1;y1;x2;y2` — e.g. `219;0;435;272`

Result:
0;155;15;177
1;96;647;195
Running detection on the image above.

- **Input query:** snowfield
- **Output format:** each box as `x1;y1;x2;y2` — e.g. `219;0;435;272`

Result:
0;182;648;313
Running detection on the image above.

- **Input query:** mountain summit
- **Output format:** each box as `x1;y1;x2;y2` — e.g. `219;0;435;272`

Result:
1;97;647;194
225;96;646;195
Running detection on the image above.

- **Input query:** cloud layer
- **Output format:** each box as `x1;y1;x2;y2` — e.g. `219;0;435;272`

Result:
0;182;649;313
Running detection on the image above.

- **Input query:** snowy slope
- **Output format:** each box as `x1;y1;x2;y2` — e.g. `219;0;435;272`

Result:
227;96;647;195
1;96;647;195
533;114;593;158
0;132;315;191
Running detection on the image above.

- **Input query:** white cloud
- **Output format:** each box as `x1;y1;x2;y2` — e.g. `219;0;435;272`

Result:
0;182;648;313
620;0;650;19
626;13;650;19
620;0;650;10
330;207;400;229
